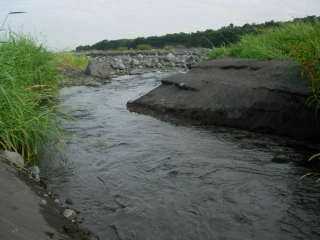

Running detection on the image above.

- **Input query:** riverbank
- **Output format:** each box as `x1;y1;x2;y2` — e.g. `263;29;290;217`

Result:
128;22;320;142
0;38;207;240
66;48;209;86
0;156;97;240
127;58;320;141
0;37;97;240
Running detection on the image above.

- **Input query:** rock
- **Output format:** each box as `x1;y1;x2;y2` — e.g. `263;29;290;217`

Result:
0;151;24;168
54;199;61;205
79;48;210;81
186;55;195;67
65;198;74;205
157;63;163;68
121;55;132;63
131;58;140;66
30;166;40;181
169;62;176;68
111;58;126;70
127;59;320;141
40;199;47;206
144;59;154;68
85;59;112;79
63;209;76;219
137;54;144;60
152;58;159;64
85;81;102;87
165;53;176;62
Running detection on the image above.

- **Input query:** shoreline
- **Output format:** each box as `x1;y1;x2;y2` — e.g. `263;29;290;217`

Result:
0;155;98;240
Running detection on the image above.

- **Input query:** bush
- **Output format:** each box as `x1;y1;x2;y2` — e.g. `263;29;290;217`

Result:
0;35;60;164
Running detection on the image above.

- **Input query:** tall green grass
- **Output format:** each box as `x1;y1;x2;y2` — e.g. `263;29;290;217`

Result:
0;35;60;164
209;22;320;107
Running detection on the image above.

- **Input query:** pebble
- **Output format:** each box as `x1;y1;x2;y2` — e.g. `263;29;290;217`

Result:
65;198;74;205
30;166;40;181
40;199;47;206
63;209;76;219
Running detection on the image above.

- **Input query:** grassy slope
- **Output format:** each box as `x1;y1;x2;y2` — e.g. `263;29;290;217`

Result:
0;36;61;164
208;22;320;107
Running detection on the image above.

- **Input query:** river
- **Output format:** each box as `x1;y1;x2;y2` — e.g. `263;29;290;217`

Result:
42;73;320;240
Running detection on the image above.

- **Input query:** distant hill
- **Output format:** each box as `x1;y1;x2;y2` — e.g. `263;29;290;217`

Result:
76;15;320;51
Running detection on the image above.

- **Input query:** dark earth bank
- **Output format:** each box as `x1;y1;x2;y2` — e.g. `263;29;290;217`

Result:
128;58;320;141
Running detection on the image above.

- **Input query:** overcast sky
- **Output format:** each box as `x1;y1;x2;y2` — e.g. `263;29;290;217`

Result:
0;0;319;50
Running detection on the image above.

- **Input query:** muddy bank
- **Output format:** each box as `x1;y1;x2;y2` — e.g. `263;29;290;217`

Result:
128;58;320;141
0;155;97;240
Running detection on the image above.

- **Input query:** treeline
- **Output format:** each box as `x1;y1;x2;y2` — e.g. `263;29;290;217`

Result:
76;15;320;51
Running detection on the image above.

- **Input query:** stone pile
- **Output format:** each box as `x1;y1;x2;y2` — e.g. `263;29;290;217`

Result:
83;48;210;79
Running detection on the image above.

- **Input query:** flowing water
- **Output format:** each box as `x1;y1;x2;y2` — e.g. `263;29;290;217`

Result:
42;73;320;240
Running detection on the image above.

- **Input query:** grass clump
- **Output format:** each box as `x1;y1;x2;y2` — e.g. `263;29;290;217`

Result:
0;35;60;164
208;22;320;106
54;52;89;71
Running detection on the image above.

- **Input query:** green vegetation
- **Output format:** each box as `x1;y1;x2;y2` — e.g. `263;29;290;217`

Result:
116;46;129;51
136;44;152;51
0;35;60;164
208;21;320;107
76;15;319;51
54;52;89;71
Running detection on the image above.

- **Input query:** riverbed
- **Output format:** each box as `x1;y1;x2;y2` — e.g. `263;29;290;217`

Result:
42;72;320;240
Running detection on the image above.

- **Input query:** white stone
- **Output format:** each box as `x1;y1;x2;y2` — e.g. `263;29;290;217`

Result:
30;166;40;181
137;54;144;60
40;199;47;206
63;209;76;219
166;53;177;62
111;58;126;70
131;58;140;66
